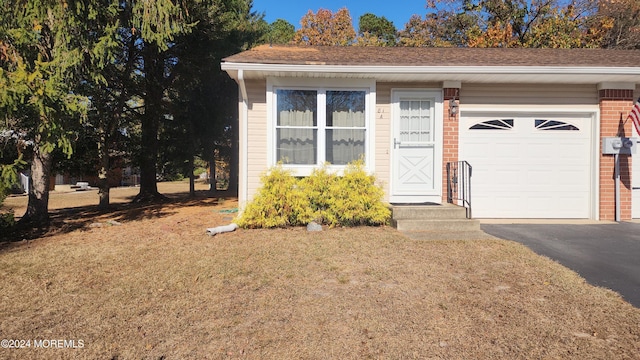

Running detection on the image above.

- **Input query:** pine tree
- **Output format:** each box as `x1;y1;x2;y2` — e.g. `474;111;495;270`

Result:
0;0;118;225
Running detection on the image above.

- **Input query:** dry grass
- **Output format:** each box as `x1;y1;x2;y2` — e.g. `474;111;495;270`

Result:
1;182;640;359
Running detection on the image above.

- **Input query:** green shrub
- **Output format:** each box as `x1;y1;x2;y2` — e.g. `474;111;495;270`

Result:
235;164;314;228
0;210;15;229
0;159;22;229
236;161;391;228
1;175;9;229
193;167;207;177
0;184;7;207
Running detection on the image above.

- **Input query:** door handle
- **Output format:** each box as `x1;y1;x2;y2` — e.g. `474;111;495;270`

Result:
394;138;401;149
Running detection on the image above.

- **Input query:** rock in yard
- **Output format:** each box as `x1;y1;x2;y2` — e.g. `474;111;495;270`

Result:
307;221;322;232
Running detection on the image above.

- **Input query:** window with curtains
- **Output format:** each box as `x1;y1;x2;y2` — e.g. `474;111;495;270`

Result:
276;90;318;164
275;88;367;166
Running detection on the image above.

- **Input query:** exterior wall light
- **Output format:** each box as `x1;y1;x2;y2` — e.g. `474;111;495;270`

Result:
449;98;459;116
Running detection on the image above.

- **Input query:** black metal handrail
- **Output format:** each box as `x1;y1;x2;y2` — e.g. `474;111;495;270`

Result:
446;161;472;219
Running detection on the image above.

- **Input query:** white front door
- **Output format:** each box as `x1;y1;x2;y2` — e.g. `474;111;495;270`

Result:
390;90;443;203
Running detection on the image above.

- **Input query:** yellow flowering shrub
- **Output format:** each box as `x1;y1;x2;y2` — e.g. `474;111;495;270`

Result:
236;161;390;229
235;164;314;228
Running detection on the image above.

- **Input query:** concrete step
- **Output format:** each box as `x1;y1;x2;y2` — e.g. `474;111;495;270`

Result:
391;204;468;220
392;218;481;232
402;231;498;241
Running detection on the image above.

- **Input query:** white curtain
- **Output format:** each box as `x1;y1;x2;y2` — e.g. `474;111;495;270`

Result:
277;110;316;164
400;100;431;143
327;109;365;165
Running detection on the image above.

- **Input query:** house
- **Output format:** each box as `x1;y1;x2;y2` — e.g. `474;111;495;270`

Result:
221;45;640;221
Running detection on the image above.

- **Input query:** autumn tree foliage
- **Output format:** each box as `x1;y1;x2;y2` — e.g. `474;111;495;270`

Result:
293;8;356;46
597;0;640;49
399;0;603;48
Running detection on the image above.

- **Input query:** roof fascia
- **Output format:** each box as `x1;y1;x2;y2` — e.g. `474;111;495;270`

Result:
221;62;640;77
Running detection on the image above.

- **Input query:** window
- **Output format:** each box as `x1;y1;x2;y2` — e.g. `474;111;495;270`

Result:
535;119;579;131
399;100;432;142
469;119;514;130
274;88;368;167
326;91;366;165
276;90;317;164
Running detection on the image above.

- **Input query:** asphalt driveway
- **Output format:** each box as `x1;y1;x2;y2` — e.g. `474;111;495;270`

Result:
481;222;640;308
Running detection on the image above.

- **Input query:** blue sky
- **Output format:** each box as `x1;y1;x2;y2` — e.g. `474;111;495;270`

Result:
252;0;429;30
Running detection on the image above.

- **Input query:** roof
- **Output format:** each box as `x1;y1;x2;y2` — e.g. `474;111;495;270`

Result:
224;45;640;67
221;45;640;85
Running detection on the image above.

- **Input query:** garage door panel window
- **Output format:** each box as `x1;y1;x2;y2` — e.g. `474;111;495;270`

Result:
535;119;579;131
469;119;514;130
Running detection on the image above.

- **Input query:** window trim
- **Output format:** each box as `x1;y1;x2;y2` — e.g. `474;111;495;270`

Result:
267;78;376;176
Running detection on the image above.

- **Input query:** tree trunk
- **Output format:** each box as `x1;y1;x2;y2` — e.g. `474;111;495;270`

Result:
187;120;196;197
136;107;160;201
188;155;195;197
21;143;52;226
134;42;165;203
208;146;217;195
98;130;110;209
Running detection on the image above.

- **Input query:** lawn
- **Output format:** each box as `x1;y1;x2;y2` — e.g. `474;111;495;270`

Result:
1;182;639;359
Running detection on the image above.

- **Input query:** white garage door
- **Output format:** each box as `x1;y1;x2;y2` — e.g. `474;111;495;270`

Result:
460;114;593;218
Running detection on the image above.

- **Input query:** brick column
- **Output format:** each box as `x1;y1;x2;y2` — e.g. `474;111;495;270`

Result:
599;89;634;220
442;87;460;203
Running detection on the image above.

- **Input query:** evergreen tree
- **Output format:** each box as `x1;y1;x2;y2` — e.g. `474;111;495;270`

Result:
357;13;397;46
0;0;118;225
263;19;295;45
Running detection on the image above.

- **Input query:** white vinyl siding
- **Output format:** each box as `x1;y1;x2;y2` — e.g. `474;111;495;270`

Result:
461;84;598;107
375;84;393;201
245;79;268;205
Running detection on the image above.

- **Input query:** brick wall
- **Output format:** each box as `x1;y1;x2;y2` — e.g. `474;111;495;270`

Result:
442;88;459;202
599;89;634;220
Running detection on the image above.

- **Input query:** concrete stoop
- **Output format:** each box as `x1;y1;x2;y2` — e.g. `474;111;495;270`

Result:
391;204;480;232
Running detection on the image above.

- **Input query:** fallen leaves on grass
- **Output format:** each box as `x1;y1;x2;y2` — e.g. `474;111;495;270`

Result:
0;185;639;359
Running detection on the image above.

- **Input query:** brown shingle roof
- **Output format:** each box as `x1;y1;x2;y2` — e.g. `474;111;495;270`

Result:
223;45;640;68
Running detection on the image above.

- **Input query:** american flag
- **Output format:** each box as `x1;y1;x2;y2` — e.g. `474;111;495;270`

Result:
630;97;640;135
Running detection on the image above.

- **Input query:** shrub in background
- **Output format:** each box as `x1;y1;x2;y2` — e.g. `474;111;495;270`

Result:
235;165;314;228
0;183;6;207
0;163;17;229
0;210;15;229
236;161;390;228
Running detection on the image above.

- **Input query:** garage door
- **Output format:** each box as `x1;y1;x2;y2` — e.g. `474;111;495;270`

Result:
459;114;593;218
